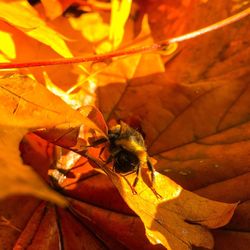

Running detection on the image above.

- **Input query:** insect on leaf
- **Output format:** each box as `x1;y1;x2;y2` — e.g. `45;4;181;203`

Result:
104;167;237;250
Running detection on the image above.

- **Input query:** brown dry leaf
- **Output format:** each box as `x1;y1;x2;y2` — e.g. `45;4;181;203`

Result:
0;136;164;249
87;2;250;249
0;74;100;205
0;195;41;249
142;0;250;84
0;74;100;132
0;127;66;205
94;15;165;120
0;1;249;249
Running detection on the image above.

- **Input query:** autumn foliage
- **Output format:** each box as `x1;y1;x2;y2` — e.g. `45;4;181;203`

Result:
0;0;250;249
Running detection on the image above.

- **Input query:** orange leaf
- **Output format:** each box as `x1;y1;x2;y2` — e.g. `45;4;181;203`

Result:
87;2;250;248
0;196;40;248
109;0;132;49
41;0;63;19
0;74;101;204
0;1;249;249
143;0;250;84
100;165;237;250
0;1;72;58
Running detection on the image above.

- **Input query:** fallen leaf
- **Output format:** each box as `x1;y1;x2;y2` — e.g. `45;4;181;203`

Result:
142;0;250;84
0;126;65;205
94;15;165;120
0;74;101;204
109;0;132;50
99;164;237;250
212;230;250;250
0;75;91;127
0;136;163;249
0;1;249;249
0;30;16;61
0;1;73;58
41;0;63;19
0;195;41;249
83;2;250;248
69;198;165;250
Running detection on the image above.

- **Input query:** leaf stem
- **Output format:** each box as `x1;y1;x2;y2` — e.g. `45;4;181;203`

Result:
0;8;249;69
167;7;250;44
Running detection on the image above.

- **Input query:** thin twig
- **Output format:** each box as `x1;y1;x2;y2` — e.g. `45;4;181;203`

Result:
0;8;249;69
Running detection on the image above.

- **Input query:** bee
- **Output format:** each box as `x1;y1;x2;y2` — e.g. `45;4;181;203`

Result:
92;121;155;193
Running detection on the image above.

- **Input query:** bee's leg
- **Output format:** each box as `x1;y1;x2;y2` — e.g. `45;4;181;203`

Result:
119;168;138;195
81;138;107;158
98;146;106;162
105;155;113;165
109;148;122;171
132;164;141;191
90;137;108;147
99;144;122;163
147;158;162;199
146;158;155;185
122;175;137;195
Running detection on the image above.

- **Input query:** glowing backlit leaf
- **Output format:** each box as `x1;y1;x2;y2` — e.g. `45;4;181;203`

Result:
41;0;63;19
0;127;66;206
103;167;237;250
0;0;248;249
0;74;102;204
0;30;16;61
70;12;109;43
109;0;132;50
95;16;165;119
0;1;72;58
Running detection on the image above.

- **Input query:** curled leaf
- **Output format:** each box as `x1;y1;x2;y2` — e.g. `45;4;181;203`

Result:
103;167;237;250
0;1;72;57
0;74;102;204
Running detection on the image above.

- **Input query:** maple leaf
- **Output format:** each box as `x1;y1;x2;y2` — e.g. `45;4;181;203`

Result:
0;1;249;250
86;2;250;249
29;13;242;249
0;0;95;89
142;0;250;84
0;74;101;204
0;1;72;58
100;166;237;250
0;135;164;249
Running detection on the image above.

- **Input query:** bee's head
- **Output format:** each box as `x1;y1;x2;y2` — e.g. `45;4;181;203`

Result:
108;124;121;142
